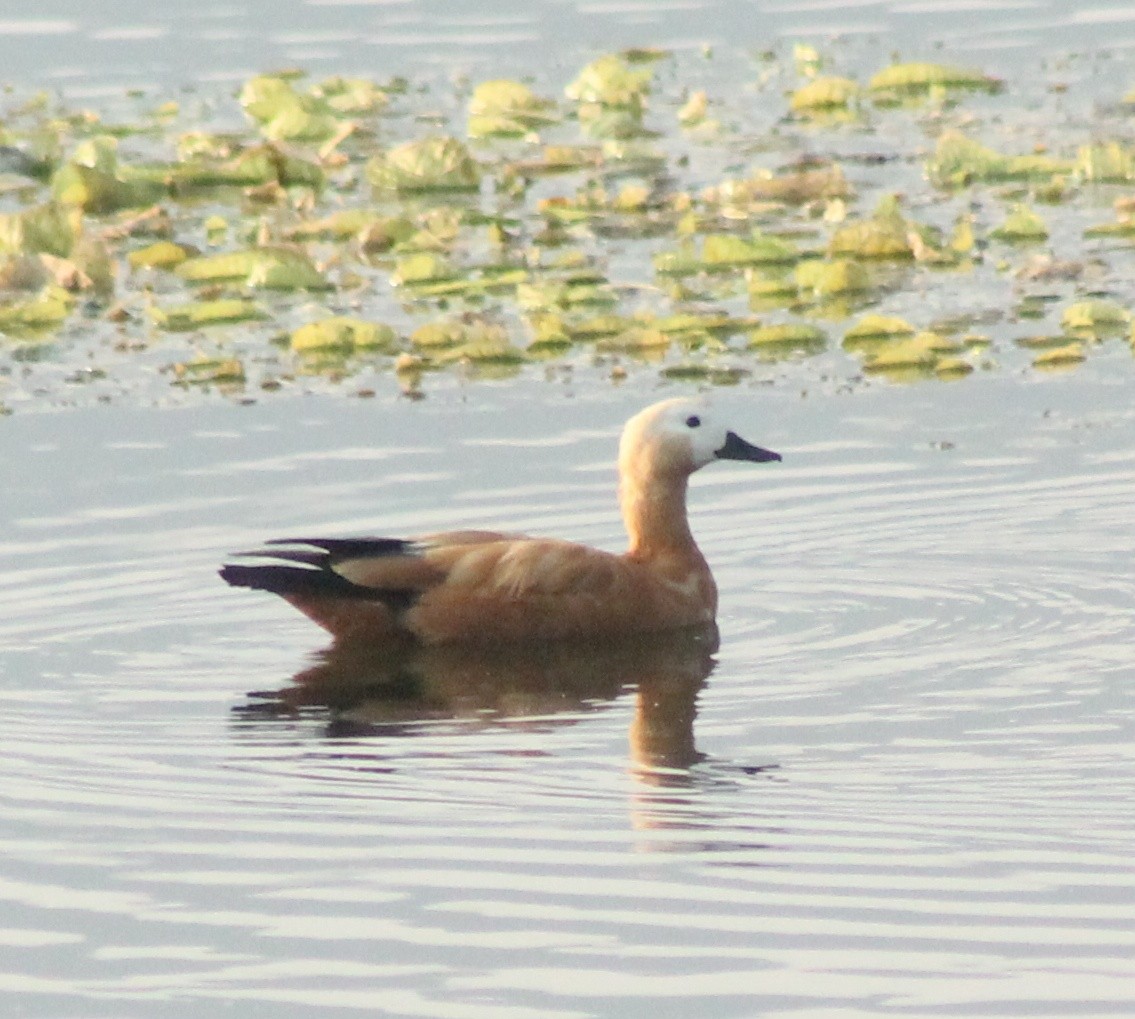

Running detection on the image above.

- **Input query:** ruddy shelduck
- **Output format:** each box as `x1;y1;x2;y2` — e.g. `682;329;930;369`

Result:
220;398;781;643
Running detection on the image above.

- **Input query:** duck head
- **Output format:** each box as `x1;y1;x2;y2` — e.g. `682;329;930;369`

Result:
619;398;781;479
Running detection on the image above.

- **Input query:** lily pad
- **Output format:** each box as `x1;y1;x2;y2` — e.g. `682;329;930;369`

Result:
701;231;799;269
367;137;481;192
128;240;194;270
468;79;557;138
705;164;851;210
51;137;165;213
177;247;329;290
1033;342;1086;368
795;258;871;296
1061;299;1130;337
291;317;398;353
843;314;916;347
1075;142;1135;183
0;284;73;337
869;62;1001;97
151;298;268;331
829;195;925;260
928;130;1071;188
990;204;1048;242
410;316;508;350
565;54;654;108
791;76;860;112
0;202;76;258
172;357;246;384
239;75;340;142
861;332;955;374
171;144;325;191
746;322;827;350
596;326;670;352
391;252;458;287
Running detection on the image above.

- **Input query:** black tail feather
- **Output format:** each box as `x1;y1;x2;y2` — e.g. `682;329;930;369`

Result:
264;537;416;560
219;563;366;599
220;541;420;611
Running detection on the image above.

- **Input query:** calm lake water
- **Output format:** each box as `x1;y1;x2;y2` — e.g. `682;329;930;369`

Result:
2;2;1135;1017
4;369;1134;1016
7;0;1135;94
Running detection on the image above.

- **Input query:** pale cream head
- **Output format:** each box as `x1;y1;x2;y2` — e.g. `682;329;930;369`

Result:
618;398;780;478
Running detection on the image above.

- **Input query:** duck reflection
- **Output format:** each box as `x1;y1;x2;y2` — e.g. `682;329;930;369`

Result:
237;624;719;775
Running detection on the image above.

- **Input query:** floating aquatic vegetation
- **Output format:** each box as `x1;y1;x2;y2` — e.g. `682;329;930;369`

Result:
51;136;165;213
828;194;931;260
934;356;974;378
842;313;916;350
240;75;344;143
595;326;671;352
1060;299;1130;337
0;202;77;257
169;143;325;192
287;209;390;242
1032;342;1086;369
151;298;268;331
655;231;799;275
171;357;247;385
367;137;481;192
859;330;965;379
703;232;800;268
516;276;617;312
795;258;871;297
928;130;1071;188
565;54;655;108
0;284;73;337
653;311;753;340
660;362;749;384
177;247;329;290
1083;218;1135;240
790;76;860;113
409;315;511;354
1015;332;1080;350
703;163;851;212
1074;142;1135;183
565;312;636;340
3;47;1135;405
677;90;720;133
747;269;798;309
869;62;1002;99
467;79;558;138
316;76;391;116
127;240;194;270
391;252;457;287
746;321;827;355
990;204;1049;243
290;317;398;353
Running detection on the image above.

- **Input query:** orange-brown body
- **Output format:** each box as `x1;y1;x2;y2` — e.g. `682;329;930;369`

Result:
221;398;780;645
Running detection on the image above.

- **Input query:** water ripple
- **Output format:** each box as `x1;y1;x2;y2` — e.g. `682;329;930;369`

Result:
1;387;1133;1014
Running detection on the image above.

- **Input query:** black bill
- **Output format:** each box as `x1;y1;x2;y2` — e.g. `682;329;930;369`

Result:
714;430;782;463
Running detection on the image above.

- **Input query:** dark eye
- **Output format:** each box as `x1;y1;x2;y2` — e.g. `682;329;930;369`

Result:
685;415;701;428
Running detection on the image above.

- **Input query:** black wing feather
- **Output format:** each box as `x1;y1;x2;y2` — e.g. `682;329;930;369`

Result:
220;536;421;611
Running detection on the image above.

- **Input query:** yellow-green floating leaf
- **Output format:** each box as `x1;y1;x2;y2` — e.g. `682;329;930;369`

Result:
152;298;267;331
366;137;481;192
291;317;398;352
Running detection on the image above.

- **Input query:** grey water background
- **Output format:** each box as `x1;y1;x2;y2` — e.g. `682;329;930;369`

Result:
2;1;1135;1016
7;0;1135;94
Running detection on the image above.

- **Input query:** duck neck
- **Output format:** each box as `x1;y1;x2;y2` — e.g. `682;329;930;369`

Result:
620;463;698;560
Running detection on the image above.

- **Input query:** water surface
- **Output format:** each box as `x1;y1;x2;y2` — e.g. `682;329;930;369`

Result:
2;1;1135;1015
2;369;1134;1016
